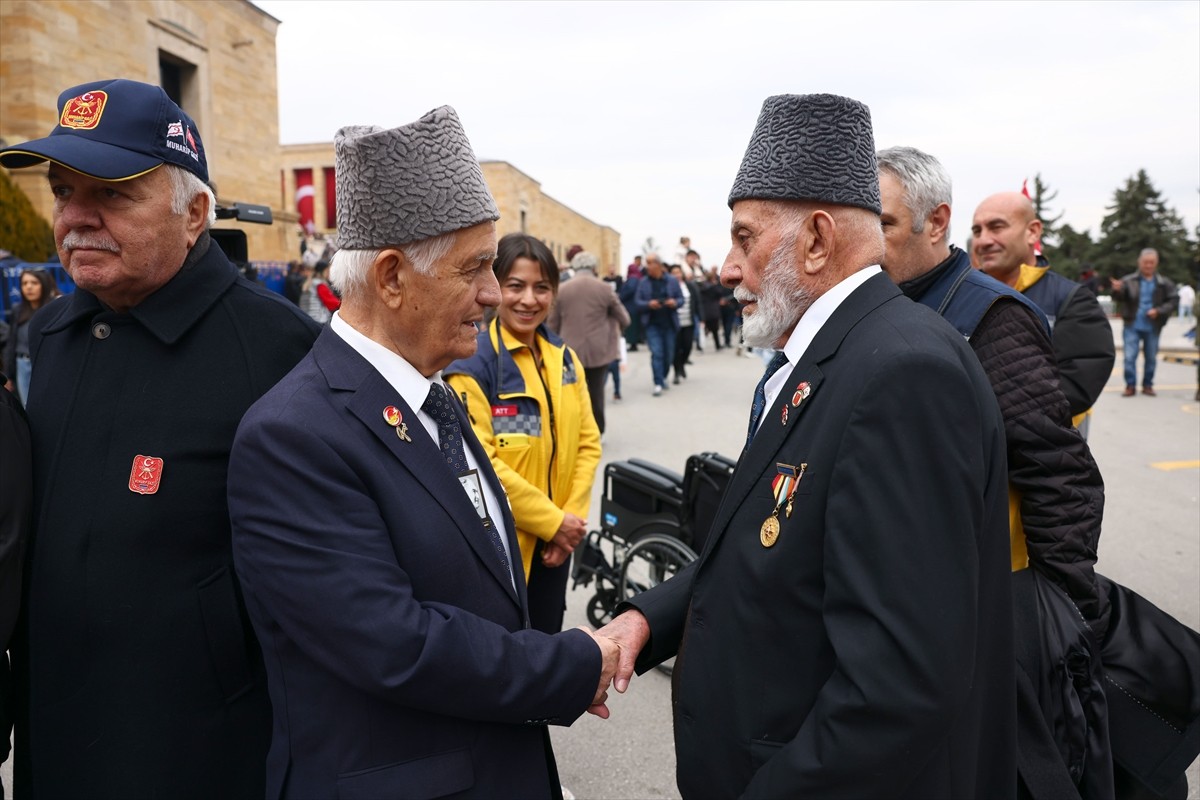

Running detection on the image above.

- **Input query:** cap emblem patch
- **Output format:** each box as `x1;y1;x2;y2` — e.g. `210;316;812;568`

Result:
59;91;108;130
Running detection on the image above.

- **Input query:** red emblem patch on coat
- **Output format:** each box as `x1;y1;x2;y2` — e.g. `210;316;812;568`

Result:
59;91;108;130
128;454;164;495
491;404;519;417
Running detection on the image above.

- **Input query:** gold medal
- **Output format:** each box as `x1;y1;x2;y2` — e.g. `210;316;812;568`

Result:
760;514;780;547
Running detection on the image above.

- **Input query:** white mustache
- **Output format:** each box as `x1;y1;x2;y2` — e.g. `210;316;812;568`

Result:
62;231;119;252
733;287;757;304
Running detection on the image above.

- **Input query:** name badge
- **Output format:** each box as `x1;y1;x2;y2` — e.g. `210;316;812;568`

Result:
457;468;488;520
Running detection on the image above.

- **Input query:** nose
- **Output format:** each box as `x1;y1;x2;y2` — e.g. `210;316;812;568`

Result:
478;268;501;308
56;192;102;231
720;250;741;289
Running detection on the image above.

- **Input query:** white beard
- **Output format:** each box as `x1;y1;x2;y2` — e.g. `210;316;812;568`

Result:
736;235;814;349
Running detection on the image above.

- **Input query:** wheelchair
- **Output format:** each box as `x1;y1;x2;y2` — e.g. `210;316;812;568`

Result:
570;452;737;661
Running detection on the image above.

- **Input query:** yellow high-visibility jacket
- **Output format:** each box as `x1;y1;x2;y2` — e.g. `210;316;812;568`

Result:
446;319;601;579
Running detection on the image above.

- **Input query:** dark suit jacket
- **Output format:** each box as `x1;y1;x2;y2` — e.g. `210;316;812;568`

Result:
228;328;600;799
627;273;1017;799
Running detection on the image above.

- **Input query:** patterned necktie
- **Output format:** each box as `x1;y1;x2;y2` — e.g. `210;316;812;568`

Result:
422;383;512;575
745;350;790;448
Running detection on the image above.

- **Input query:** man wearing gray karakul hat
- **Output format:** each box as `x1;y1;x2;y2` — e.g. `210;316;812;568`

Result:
227;105;619;799
599;93;1017;799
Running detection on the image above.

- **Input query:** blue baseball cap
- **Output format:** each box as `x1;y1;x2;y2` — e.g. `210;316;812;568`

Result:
0;78;208;183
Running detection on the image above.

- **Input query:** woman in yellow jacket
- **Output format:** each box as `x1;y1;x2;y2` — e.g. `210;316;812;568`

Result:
445;234;601;633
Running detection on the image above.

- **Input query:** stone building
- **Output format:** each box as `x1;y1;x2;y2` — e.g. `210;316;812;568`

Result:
279;149;621;276
2;0;620;269
0;0;294;261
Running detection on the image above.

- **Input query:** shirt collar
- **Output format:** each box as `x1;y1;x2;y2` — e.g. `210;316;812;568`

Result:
330;311;443;410
764;266;881;405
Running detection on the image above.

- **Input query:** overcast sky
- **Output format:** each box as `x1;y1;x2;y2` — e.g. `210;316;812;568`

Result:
254;0;1199;270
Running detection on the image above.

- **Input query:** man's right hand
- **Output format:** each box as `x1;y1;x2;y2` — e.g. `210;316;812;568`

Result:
596;610;651;694
576;626;620;718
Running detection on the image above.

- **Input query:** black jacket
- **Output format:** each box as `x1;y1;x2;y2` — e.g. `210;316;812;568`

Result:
14;234;320;797
901;249;1108;636
628;274;1015;799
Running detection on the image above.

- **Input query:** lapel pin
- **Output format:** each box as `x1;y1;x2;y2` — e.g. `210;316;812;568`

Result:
383;405;412;442
780;405;789;425
791;381;812;407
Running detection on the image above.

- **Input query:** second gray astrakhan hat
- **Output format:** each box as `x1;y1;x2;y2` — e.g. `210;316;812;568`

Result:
728;93;881;214
335;106;499;248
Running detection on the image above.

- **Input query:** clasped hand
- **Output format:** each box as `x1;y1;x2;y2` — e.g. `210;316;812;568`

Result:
574;609;651;719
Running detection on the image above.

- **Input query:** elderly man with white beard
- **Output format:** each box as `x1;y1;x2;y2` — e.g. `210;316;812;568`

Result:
596;93;1017;799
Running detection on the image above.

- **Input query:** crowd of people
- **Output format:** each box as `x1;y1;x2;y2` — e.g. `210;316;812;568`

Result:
0;77;1197;800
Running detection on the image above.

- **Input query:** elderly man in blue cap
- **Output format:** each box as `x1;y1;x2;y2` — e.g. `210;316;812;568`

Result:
0;78;319;797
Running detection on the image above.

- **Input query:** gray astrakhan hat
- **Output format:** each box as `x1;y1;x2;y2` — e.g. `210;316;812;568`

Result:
335;106;499;249
728;93;881;215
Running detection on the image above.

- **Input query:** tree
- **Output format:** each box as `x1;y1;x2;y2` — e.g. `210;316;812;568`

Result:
0;168;55;262
1043;223;1097;281
1094;169;1192;284
1030;173;1065;247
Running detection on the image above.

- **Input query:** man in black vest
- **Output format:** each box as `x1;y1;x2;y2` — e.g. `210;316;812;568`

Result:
877;146;1107;637
971;192;1115;424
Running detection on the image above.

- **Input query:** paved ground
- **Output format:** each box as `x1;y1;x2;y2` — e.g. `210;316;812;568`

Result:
4;317;1197;798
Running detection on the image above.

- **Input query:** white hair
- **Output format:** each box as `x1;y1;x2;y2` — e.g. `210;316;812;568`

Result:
876;146;953;235
329;231;457;301
570;250;598;273
164;164;216;227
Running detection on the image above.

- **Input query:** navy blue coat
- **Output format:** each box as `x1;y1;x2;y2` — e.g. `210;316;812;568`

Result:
228;327;600;799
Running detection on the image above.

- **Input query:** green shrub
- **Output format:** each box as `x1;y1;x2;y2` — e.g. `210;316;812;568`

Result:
0;168;55;261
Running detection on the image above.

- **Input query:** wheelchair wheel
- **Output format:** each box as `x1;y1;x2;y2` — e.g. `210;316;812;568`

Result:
619;534;696;677
619;534;696;602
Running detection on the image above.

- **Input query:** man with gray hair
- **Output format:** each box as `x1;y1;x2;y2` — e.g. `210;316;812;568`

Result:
227;106;618;798
600;95;1015;798
549;250;630;434
0;78;320;796
1110;248;1178;396
877;145;1107;636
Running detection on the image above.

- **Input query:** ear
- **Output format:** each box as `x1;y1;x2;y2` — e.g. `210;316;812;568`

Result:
927;203;951;246
373;248;409;310
185;191;209;247
1026;218;1043;246
802;210;835;276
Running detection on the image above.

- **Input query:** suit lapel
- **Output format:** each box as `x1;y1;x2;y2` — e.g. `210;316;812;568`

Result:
698;272;900;563
314;330;521;606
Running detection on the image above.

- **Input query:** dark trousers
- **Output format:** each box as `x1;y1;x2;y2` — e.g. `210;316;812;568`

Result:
583;366;607;434
704;318;723;350
527;542;570;633
673;325;695;380
720;306;738;346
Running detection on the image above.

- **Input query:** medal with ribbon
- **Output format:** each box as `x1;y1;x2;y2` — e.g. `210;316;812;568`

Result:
760;462;808;547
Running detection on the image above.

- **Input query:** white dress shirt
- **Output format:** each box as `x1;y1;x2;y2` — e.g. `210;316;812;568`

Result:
757;266;882;434
330;313;516;585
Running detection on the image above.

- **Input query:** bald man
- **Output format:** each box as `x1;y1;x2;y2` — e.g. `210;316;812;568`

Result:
972;192;1114;421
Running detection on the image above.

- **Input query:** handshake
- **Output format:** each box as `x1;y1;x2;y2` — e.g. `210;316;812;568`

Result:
575;610;652;718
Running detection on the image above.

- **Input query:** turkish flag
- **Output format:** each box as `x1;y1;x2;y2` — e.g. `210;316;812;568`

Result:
295;168;315;235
